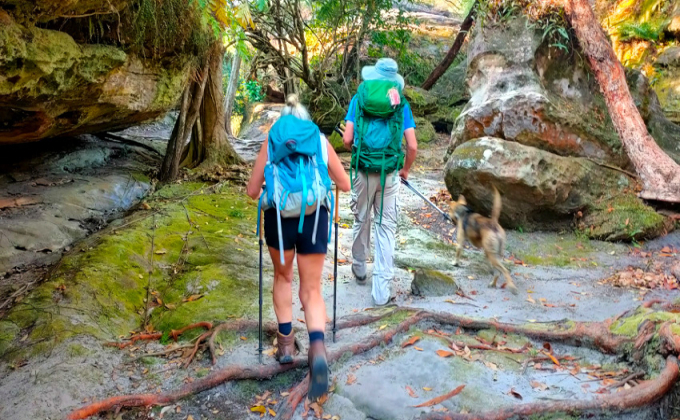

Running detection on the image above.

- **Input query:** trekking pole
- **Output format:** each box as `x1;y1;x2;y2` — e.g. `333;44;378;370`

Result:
332;184;339;343
258;208;264;364
400;177;453;223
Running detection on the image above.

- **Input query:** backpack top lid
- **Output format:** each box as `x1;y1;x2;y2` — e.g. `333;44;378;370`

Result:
268;115;321;164
358;79;404;119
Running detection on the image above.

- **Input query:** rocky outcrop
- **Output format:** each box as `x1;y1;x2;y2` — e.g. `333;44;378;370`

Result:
445;138;667;240
0;15;188;144
0;133;159;305
234;103;283;161
450;18;679;167
444;17;678;240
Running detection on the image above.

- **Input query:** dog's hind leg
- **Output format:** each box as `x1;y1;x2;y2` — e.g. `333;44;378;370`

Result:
488;253;518;295
453;221;465;267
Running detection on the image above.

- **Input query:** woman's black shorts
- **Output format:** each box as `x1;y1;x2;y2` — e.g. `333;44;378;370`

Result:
264;207;329;254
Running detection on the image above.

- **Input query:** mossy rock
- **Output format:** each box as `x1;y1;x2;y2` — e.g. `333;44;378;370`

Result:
415;117;437;144
328;131;349;153
580;192;671;242
411;269;459;297
0;182;265;362
404;86;438;117
426;106;462;134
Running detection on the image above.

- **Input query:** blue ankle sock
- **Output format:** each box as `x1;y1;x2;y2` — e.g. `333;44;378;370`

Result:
309;331;324;343
278;322;292;336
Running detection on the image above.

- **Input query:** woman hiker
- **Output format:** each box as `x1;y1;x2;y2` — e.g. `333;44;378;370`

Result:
246;95;351;400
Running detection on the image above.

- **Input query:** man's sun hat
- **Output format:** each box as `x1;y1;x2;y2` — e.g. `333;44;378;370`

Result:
361;58;405;90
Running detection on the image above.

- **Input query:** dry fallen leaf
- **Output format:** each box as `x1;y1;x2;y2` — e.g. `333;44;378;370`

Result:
402;336;421;348
406;386;418;398
526;296;536;304
346;374;357;385
507;388;523;400
268;408;276;417
530;381;549;391
436;349;454;358
378;324;387;331
413;346;424;351
483;361;498;370
413;385;465;407
423;387;433;391
250;405;266;415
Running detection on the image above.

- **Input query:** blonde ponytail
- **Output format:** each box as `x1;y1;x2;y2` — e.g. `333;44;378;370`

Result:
281;94;311;121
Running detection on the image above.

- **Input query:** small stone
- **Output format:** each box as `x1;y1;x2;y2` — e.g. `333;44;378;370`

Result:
411;269;459;297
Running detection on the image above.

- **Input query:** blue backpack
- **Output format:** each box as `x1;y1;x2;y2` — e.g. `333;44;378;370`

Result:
257;115;334;264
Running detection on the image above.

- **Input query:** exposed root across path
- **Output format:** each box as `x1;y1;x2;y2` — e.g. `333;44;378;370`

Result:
68;307;675;419
419;356;679;420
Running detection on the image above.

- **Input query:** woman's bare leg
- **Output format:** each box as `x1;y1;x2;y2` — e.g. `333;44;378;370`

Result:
297;253;327;331
269;247;296;324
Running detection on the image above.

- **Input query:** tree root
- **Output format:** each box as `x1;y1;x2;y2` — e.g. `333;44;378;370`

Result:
68;307;668;419
276;374;310;420
104;322;213;350
66;309;424;419
419;356;679;420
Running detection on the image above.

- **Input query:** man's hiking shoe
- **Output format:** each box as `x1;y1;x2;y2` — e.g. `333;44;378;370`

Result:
307;340;329;401
276;331;296;364
352;265;367;285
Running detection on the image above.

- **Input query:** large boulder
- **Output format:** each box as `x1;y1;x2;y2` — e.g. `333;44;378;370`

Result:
404;86;439;117
0;3;201;144
450;18;680;166
445;138;668;240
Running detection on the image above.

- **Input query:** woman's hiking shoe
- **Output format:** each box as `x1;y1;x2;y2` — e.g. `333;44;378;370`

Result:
276;331;296;364
352;265;367;285
307;340;329;401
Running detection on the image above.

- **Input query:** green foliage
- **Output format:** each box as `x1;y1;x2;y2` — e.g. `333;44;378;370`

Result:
235;80;266;114
477;0;574;53
618;20;668;42
128;0;213;59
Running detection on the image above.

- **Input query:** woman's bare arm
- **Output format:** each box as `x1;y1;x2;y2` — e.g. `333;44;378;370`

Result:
326;141;351;192
246;139;268;199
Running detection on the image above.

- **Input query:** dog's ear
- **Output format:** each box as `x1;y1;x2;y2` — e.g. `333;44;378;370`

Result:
457;195;467;205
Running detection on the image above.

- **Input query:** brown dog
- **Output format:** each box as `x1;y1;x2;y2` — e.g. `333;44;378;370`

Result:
449;187;518;295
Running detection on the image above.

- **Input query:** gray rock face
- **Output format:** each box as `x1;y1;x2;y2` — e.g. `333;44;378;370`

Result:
411;268;459;297
0;134;157;298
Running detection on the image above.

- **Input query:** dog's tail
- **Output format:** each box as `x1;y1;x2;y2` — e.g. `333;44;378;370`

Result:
491;185;502;223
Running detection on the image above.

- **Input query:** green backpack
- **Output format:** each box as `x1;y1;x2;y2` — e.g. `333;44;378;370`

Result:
351;79;406;224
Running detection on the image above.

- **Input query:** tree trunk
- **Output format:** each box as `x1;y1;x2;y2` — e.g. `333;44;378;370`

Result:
197;45;244;171
420;3;476;91
160;44;243;182
564;0;680;202
224;53;242;137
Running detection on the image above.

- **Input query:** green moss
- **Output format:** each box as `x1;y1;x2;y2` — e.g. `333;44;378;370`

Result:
404;86;438;117
328;131;348;153
583;192;667;241
610;308;680;337
415;117;437;144
0;321;20;356
0;182;265;362
67;343;92;358
152;65;188;109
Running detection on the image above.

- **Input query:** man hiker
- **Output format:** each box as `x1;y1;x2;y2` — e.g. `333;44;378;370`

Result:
342;58;418;306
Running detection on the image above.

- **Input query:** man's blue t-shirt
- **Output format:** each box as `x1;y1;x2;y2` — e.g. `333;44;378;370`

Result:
344;95;416;131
